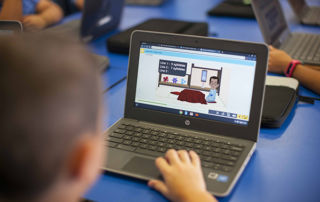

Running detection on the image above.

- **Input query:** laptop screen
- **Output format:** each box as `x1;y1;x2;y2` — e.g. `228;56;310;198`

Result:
134;42;257;126
252;0;288;44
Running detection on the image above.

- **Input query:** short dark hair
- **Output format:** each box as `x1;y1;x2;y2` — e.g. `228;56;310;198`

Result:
209;76;219;84
0;33;101;200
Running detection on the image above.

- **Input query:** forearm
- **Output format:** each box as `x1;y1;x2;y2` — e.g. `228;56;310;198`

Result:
304;64;320;71
37;2;63;27
0;0;22;20
292;64;320;95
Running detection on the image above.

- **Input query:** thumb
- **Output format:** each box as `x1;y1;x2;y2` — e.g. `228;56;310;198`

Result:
148;179;169;198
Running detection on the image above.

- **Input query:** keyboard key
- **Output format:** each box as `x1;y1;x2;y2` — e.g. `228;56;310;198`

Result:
222;166;232;172
123;135;132;140
110;132;124;138
202;162;214;168
107;142;118;148
132;142;139;147
125;126;134;131
157;147;167;153
116;144;135;151
125;131;134;135
109;137;123;144
123;140;132;145
135;148;163;157
114;129;126;134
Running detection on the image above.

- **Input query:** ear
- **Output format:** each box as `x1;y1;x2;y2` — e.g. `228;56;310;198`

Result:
66;134;104;188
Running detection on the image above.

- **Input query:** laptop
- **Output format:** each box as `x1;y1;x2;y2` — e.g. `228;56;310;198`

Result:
288;0;320;26
207;0;255;19
251;0;320;65
47;0;125;71
103;31;268;196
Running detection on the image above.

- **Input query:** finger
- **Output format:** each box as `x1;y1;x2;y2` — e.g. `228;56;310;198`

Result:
189;150;201;167
177;150;191;163
268;45;274;50
148;179;169;198
155;157;170;174
165;149;180;165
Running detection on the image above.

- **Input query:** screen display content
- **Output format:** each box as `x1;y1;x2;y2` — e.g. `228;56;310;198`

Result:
135;42;257;126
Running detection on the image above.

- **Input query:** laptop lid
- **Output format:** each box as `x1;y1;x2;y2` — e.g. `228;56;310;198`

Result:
251;0;290;47
288;0;308;17
125;31;268;142
81;0;125;41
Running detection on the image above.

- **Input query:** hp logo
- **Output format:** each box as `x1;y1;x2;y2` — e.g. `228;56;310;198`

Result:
185;119;190;126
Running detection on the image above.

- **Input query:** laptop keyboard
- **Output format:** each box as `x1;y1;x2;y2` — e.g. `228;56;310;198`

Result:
283;33;320;62
105;123;245;173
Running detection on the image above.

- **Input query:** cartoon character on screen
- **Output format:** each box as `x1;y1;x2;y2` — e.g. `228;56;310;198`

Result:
206;76;219;103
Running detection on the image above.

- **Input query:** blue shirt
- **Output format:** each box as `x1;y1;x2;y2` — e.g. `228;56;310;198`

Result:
0;0;40;15
206;89;217;102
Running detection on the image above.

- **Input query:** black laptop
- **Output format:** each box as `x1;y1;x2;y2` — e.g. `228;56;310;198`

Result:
103;31;268;196
207;0;255;18
251;0;320;65
47;0;125;71
288;0;320;26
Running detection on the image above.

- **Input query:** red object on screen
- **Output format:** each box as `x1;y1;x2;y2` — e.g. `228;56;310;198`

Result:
177;89;207;104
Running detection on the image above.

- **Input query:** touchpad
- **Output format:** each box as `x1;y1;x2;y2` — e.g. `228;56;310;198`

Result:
122;156;162;179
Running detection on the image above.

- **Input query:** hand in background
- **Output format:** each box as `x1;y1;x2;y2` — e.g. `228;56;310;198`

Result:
148;149;217;202
268;45;292;74
23;15;47;31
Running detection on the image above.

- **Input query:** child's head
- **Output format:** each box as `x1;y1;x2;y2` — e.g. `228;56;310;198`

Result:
209;76;219;89
0;33;104;201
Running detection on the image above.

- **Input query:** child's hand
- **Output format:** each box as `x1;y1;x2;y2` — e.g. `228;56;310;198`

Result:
23;15;47;31
148;149;217;202
268;45;292;74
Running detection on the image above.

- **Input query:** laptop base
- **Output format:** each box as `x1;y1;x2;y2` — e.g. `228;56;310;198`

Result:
104;118;256;197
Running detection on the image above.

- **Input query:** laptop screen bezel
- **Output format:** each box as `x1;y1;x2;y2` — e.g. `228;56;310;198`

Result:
251;0;290;47
124;31;268;142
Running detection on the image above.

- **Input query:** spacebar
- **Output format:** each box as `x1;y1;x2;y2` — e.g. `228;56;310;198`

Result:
135;148;163;157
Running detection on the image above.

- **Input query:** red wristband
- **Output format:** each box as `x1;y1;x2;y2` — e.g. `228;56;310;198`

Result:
285;60;301;77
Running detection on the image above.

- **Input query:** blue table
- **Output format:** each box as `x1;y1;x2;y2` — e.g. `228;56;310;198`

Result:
77;0;320;201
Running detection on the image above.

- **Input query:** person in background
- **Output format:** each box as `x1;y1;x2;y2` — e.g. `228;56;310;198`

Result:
74;0;84;10
0;0;63;31
268;46;320;95
0;33;217;202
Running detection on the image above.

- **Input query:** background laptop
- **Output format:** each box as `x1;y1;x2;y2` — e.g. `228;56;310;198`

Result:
251;0;320;65
288;0;320;26
47;0;125;71
103;31;268;196
207;0;255;18
48;0;124;42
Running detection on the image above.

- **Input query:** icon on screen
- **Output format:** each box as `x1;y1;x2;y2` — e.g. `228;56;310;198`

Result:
179;110;183;115
190;112;194;116
184;111;188;115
